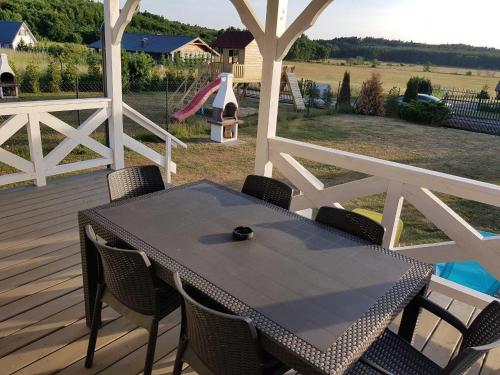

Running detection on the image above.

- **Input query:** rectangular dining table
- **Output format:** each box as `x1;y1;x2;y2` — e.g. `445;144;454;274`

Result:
78;180;433;375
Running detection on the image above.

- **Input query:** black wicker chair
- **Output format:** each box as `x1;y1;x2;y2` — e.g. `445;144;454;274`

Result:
315;206;386;246
107;165;165;202
84;225;179;375
242;175;293;210
172;273;290;375
347;297;500;375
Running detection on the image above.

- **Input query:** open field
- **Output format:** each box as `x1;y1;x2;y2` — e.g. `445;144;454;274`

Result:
288;59;500;95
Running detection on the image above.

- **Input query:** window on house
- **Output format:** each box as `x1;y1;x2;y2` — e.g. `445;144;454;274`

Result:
228;50;240;64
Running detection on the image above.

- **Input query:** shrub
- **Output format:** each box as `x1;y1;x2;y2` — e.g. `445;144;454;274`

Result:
86;51;102;81
125;52;155;91
404;76;433;102
403;78;418;102
21;64;41;93
304;80;320;114
322;88;334;109
477;85;490;100
356;73;385;116
423;62;432;72
337;71;352;113
465;71;472;76
399;101;450;125
62;62;79;91
385;87;401;117
45;60;62;92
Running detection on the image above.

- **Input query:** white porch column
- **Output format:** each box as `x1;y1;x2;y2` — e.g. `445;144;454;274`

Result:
104;0;125;169
254;0;288;177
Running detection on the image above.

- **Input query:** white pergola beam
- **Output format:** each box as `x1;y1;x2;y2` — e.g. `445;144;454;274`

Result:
276;0;334;60
229;0;265;49
112;0;141;45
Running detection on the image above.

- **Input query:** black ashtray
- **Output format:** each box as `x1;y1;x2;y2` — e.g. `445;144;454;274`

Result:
233;226;254;241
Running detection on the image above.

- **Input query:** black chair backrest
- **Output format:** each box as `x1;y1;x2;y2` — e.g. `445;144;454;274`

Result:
315;206;386;246
107;165;165;202
174;273;264;375
462;300;500;349
444;301;500;374
85;225;158;315
242;175;293;210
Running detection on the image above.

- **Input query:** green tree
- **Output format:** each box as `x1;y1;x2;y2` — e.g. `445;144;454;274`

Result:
125;52;154;90
337;71;352;113
62;62;79;91
21;64;41;93
404;78;418;102
404;77;432;101
16;39;30;51
86;51;102;81
46;60;62;92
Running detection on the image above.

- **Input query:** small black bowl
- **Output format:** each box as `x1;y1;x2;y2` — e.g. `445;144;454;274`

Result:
233;226;254;241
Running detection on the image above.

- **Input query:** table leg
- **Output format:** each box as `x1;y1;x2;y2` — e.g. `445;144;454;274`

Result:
398;286;426;343
79;215;100;329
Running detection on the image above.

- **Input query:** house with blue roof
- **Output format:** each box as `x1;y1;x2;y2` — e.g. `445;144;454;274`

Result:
0;21;36;49
89;32;218;61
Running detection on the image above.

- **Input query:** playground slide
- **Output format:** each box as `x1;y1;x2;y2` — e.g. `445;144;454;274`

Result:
171;76;222;122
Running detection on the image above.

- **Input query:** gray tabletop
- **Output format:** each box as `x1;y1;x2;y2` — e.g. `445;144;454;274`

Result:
86;181;433;374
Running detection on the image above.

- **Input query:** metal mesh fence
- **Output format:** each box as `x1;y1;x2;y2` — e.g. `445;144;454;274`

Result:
442;91;500;136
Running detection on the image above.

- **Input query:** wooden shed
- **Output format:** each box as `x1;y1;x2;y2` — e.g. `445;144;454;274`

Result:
213;30;263;83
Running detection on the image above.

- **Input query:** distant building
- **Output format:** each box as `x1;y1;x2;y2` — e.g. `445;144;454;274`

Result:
89;33;219;60
0;21;37;49
496;81;500;100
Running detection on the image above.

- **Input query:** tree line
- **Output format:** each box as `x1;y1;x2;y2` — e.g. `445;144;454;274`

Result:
318;37;500;70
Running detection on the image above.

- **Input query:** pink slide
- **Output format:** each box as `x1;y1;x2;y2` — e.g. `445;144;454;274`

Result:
171;76;222;122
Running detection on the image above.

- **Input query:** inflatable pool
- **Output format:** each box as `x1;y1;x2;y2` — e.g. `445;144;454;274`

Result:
435;231;500;297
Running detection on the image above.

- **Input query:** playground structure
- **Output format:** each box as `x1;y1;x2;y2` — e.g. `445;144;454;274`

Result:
170;76;222;123
0;54;19;99
169;30;305;122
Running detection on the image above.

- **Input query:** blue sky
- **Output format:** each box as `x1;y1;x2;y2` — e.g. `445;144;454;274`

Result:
120;0;500;48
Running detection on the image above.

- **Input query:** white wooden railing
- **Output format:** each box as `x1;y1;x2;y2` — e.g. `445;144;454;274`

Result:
123;103;186;183
0;98;186;187
269;136;500;307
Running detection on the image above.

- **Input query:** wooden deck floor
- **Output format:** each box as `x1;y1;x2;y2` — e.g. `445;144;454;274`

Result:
0;171;497;374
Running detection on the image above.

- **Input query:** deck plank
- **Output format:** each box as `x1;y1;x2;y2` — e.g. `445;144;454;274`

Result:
0;288;84;339
58;310;181;375
0;171;493;375
421;298;476;367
